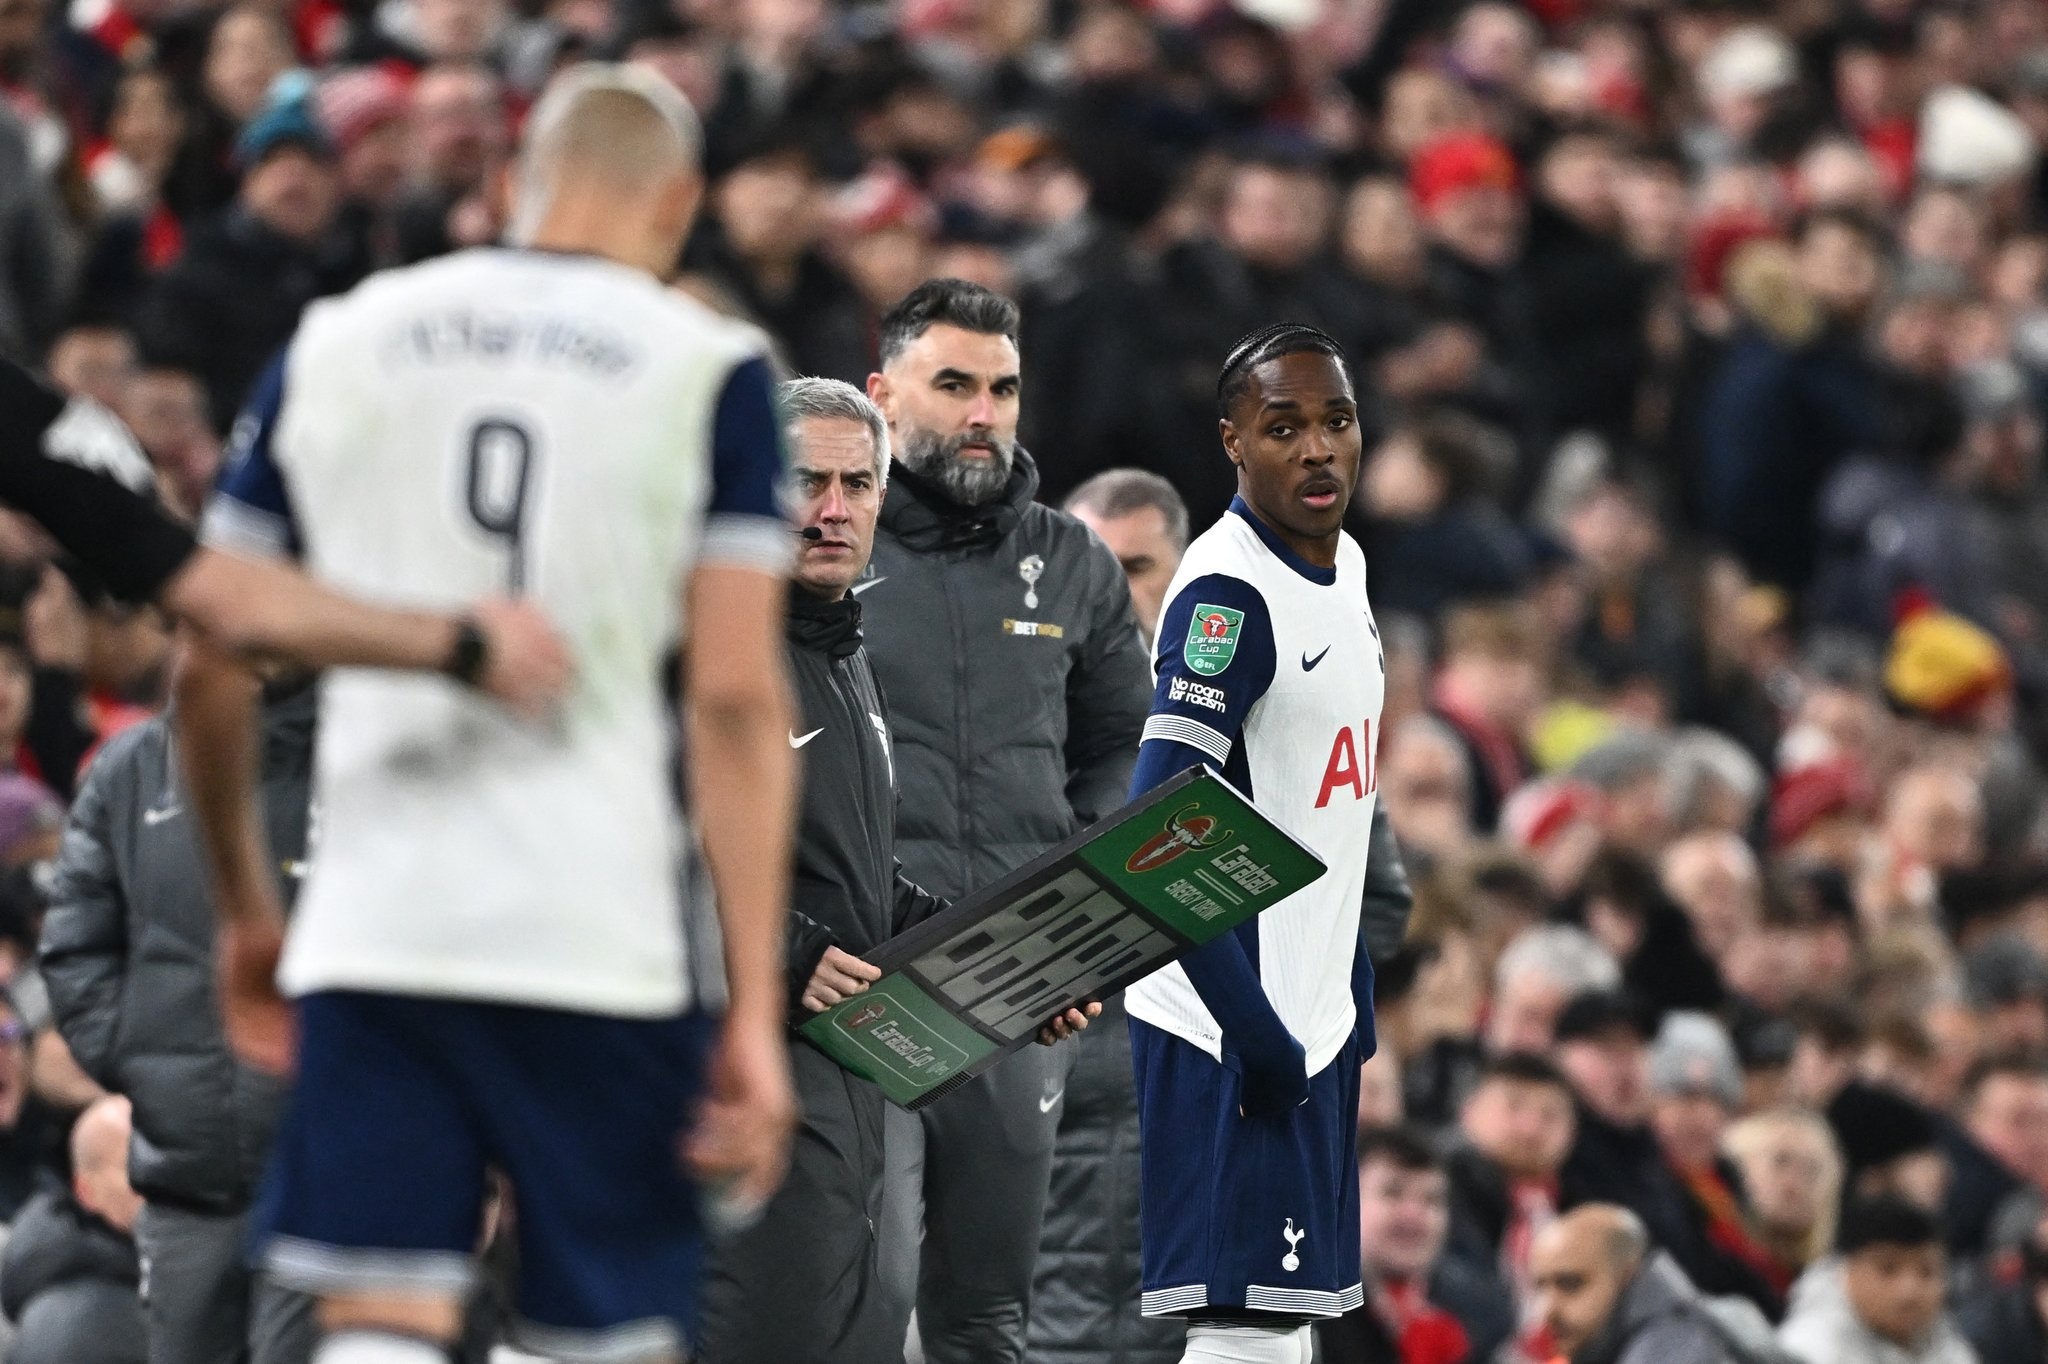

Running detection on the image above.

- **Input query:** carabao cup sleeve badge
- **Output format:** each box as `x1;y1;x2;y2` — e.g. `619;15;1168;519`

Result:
1183;603;1244;676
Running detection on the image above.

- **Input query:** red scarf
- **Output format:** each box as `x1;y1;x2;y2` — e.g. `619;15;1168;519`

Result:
1678;1162;1784;1294
1377;1279;1471;1364
1432;681;1525;804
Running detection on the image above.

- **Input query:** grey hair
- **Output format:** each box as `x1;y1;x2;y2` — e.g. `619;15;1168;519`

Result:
1570;730;1671;794
780;377;890;489
1494;924;1621;996
1664;729;1766;831
1064;469;1191;550
509;62;702;245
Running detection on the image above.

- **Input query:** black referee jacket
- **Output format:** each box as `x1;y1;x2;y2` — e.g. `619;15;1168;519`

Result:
782;587;945;1017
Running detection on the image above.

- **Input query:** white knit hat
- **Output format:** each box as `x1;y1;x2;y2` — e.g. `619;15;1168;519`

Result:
1918;84;2035;186
1698;25;1798;102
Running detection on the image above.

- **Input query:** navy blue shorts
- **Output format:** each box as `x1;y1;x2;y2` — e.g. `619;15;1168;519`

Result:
1130;1017;1362;1321
256;991;715;1362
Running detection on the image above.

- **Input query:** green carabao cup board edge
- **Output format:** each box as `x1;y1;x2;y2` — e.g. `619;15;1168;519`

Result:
799;767;1327;1108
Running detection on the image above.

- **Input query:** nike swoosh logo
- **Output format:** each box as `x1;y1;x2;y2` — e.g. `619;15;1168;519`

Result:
143;805;182;826
849;577;887;596
1039;1090;1063;1113
1302;646;1331;671
789;728;824;749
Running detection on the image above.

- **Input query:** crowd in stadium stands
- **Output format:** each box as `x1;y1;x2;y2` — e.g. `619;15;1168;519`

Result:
5;0;2048;1360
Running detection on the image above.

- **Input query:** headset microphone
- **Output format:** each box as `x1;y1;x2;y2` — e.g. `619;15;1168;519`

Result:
798;526;825;541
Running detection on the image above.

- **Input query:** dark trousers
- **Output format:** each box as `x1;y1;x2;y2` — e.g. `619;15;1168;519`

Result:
697;1042;897;1364
879;1043;1063;1364
135;1203;316;1364
1028;998;1186;1364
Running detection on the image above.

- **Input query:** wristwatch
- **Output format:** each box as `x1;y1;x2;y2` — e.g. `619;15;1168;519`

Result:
442;615;489;687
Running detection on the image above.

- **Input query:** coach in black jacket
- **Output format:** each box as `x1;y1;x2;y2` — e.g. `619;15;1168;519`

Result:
696;377;1096;1364
858;281;1152;1364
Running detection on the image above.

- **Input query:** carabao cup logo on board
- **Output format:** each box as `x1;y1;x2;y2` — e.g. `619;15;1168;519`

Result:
1124;802;1234;874
846;1002;887;1029
1184;603;1243;676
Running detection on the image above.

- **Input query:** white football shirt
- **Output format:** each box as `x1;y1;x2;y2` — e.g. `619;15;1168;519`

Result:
1123;498;1386;1076
203;248;789;1017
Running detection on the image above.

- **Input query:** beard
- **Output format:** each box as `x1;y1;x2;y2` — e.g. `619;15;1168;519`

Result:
898;425;1015;507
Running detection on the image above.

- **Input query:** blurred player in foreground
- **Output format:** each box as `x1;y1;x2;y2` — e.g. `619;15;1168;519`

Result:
0;357;569;709
1122;324;1385;1364
176;63;799;1364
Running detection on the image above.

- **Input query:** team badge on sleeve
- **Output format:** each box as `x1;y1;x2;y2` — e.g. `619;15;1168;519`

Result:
1183;604;1243;676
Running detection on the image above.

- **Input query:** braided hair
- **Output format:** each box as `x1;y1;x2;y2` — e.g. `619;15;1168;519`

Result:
1215;323;1348;420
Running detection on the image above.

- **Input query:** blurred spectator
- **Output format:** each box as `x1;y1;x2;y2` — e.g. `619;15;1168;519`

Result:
0;1096;143;1364
1824;1081;1948;1215
1378;716;1473;867
1357;412;1530;620
40;688;317;1364
44;325;137;411
1690;26;1800;171
1319;1125;1514;1364
1521;122;1655;447
1554;990;1771;1307
1778;1197;1975;1364
1005;132;1160;507
692;130;866;382
1063;469;1188;640
1410;130;1534;448
1954;1205;2048;1362
1645;1012;1781;1314
1487;926;1619;1056
1947;1055;2048;1252
1696;213;1883;592
1556;476;1692;722
392;63;508;262
138;95;363;430
0;103;70;361
1868;763;1986;935
1723;1109;1844;1296
1444;1051;1576;1315
0;773;62;868
1149;148;1361;519
1337;177;1465;406
1962;939;2048;1054
1662;732;1766;839
1575;851;1724;1017
84;66;184;220
1360;1049;1404;1128
1433;601;1544;832
315;64;412;269
118;363;218;521
205;8;294;130
73;65;189;322
1660;833;1761;965
1502;777;1606;899
1528;1204;1751;1364
0;988;62;1221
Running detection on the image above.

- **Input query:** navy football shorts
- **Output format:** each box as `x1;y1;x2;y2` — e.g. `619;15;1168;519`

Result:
255;991;715;1363
1130;1016;1362;1321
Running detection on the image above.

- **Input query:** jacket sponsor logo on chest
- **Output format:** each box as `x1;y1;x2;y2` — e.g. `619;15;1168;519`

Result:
1002;618;1064;639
